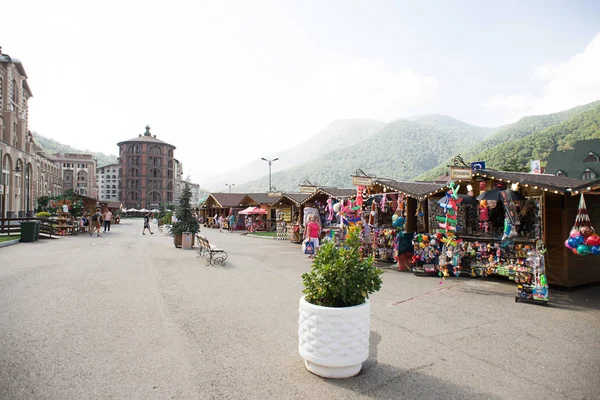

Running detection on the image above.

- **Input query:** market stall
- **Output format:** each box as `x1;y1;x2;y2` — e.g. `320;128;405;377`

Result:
199;193;257;229
411;169;600;296
271;193;310;242
299;187;357;244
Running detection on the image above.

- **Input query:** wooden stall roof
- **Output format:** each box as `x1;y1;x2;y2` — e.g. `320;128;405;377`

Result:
422;169;593;197
374;179;447;200
573;177;600;193
272;193;311;207
201;193;256;208
105;201;122;209
246;193;280;205
472;170;592;195
300;187;356;205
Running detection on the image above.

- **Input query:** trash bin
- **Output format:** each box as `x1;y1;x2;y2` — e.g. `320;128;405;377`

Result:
182;232;193;250
20;220;40;242
34;220;41;238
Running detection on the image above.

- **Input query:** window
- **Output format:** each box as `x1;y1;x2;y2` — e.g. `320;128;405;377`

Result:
556;170;566;177
584;152;599;163
582;169;596;180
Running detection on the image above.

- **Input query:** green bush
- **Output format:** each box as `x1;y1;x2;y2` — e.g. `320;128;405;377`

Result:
162;212;173;225
35;211;51;218
302;225;383;308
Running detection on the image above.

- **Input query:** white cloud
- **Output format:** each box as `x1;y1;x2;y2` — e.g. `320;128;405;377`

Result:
312;58;440;122
484;32;600;117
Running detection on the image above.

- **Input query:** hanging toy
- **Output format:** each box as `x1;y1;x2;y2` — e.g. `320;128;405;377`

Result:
565;194;597;256
380;194;387;213
369;201;376;226
355;186;364;207
325;198;334;222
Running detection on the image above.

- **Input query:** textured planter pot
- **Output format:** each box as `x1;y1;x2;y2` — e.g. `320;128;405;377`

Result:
174;234;182;248
298;296;370;378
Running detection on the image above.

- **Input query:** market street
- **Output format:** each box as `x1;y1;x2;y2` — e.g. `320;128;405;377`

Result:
0;220;599;400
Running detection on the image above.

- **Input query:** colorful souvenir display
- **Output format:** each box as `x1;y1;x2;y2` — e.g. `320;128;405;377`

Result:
564;194;600;256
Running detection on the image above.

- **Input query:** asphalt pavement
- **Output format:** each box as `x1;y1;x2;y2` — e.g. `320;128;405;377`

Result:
0;219;599;400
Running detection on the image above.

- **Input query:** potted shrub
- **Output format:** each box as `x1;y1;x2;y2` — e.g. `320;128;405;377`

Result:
169;183;199;248
299;225;383;378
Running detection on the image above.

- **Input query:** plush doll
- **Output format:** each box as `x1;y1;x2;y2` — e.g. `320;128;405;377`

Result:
325;198;334;222
355;186;364;207
380;194;387;213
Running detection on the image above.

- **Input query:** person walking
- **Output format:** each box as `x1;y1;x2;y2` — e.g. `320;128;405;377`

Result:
103;208;113;232
143;212;154;235
228;213;235;233
218;214;224;233
90;208;103;237
304;214;321;258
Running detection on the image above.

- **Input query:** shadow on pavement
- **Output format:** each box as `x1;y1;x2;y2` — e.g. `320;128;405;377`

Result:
325;332;496;399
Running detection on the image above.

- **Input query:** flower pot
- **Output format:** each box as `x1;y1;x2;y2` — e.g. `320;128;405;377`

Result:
174;233;182;248
298;296;370;378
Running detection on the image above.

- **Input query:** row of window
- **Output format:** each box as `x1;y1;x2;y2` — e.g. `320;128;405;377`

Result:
63;163;89;169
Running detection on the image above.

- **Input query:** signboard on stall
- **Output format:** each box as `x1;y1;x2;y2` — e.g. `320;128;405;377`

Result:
351;176;373;186
470;161;486;170
530;160;541;174
299;185;317;194
450;167;472;180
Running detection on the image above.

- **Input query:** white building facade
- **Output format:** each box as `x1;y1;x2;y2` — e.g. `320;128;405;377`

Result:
96;163;120;202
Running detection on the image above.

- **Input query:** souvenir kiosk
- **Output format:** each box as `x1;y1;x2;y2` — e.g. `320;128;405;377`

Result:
413;168;600;305
199;193;257;229
299;187;357;245
272;192;311;243
352;172;443;268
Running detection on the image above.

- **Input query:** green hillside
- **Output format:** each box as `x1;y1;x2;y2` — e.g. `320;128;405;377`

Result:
32;131;118;167
236;117;491;191
468;104;600;171
418;100;600;180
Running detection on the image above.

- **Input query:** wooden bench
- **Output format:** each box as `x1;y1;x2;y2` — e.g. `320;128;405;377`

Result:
196;234;228;266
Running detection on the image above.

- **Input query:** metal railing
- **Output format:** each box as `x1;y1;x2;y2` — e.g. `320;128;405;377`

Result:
0;217;58;238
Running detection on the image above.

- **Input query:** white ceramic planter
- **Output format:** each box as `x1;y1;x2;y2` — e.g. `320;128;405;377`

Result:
298;296;370;378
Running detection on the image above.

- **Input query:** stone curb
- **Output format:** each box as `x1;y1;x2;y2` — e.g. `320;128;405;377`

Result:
0;239;20;248
246;234;276;240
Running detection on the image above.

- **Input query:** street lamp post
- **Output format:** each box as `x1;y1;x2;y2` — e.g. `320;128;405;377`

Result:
261;157;279;192
225;183;235;193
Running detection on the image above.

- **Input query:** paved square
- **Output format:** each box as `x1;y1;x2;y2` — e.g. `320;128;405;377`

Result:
1;220;598;399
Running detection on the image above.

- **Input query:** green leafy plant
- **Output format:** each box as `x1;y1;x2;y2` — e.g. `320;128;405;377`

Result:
169;183;199;236
302;225;383;308
162;212;173;225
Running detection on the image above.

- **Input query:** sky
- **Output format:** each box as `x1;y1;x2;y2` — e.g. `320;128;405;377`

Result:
2;0;600;185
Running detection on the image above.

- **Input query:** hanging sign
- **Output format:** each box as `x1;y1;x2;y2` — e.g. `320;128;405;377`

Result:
352;176;373;186
470;161;486;170
450;167;472;180
299;185;317;194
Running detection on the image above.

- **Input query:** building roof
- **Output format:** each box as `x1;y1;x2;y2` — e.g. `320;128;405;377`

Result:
545;139;600;179
202;193;254;208
117;126;176;149
374;179;447;199
0;52;33;96
246;193;280;205
271;193;311;207
472;169;591;194
300;188;356;204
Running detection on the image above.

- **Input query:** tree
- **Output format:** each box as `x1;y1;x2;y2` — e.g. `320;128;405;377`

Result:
170;183;199;235
498;157;529;173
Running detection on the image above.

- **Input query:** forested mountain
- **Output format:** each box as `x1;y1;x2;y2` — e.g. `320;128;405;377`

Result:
201;119;384;191
463;104;600;172
32;131;118;167
235;117;492;192
418;100;600;180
